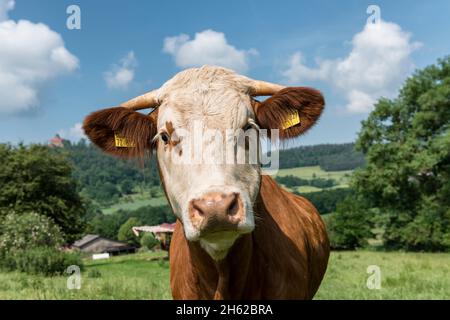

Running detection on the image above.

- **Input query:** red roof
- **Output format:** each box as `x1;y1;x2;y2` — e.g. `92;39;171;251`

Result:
49;134;64;147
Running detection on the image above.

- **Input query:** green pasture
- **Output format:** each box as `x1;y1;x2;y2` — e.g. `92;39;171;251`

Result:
102;195;168;215
276;166;352;183
0;251;448;299
275;165;352;192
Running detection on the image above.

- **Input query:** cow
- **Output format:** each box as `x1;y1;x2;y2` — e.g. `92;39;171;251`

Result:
83;65;329;299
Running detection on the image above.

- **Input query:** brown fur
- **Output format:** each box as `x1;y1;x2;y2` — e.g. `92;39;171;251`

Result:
82;107;157;158
169;175;330;299
256;87;325;139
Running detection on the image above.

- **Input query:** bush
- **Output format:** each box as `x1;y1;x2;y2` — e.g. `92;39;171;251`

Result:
275;175;309;188
2;247;83;276
309;178;336;189
118;217;142;246
0;212;64;253
140;233;159;250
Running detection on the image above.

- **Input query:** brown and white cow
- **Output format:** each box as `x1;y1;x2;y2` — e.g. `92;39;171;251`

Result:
83;65;329;299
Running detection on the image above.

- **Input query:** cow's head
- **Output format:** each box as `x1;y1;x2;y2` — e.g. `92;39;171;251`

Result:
83;66;324;260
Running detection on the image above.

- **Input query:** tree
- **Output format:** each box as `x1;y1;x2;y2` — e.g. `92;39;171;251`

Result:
0;144;86;242
85;205;173;240
120;179;134;195
118;217;142;246
326;197;373;250
140;233;159;250
352;56;450;251
297;188;352;214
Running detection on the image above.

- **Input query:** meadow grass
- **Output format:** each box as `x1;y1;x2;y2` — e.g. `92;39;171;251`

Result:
0;251;171;300
0;251;448;299
275;166;352;194
315;250;450;299
102;196;168;215
276;165;352;181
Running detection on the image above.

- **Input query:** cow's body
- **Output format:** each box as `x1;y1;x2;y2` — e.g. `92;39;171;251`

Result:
170;175;329;299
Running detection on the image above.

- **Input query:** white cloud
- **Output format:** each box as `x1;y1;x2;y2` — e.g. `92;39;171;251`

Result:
163;29;258;73
104;51;137;90
282;20;421;113
0;0;79;114
59;122;85;141
0;0;14;21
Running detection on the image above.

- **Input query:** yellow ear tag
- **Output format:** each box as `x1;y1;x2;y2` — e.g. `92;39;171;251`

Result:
114;132;135;148
282;111;301;129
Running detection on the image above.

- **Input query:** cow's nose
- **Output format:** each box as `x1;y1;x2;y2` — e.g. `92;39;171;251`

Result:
189;192;244;234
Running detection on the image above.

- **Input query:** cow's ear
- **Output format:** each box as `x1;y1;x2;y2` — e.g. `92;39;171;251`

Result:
83;107;157;158
255;87;324;139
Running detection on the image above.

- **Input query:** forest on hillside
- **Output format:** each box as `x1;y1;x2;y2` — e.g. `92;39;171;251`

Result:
278;143;365;170
53;140;161;206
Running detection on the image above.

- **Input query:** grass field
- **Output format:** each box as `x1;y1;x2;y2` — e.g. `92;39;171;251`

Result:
0;251;171;300
102;196;168;215
275;165;353;193
0;251;448;299
276;166;352;184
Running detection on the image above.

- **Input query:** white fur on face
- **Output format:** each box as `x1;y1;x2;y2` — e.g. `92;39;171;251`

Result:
155;66;261;255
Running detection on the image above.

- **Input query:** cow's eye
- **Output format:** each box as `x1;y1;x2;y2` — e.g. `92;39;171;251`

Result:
243;119;259;132
160;132;170;144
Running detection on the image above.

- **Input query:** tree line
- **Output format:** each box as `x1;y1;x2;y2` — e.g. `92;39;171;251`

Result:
278;143;366;171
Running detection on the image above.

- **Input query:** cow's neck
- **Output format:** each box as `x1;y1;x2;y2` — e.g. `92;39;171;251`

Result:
186;194;265;299
187;232;255;299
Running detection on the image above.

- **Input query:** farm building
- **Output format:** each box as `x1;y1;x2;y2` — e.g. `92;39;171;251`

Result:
132;223;175;250
72;234;135;255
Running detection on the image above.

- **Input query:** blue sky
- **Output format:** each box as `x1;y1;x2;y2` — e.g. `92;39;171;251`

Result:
1;0;449;146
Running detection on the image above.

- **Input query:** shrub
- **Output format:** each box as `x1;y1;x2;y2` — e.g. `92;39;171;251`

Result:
140;233;159;250
2;247;83;276
118;217;142;246
0;212;64;254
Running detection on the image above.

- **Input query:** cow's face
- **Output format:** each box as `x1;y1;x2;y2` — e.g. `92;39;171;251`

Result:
83;66;324;260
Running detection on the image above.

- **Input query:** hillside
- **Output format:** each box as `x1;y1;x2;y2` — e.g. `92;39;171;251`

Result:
52;140;161;206
278;143;365;171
